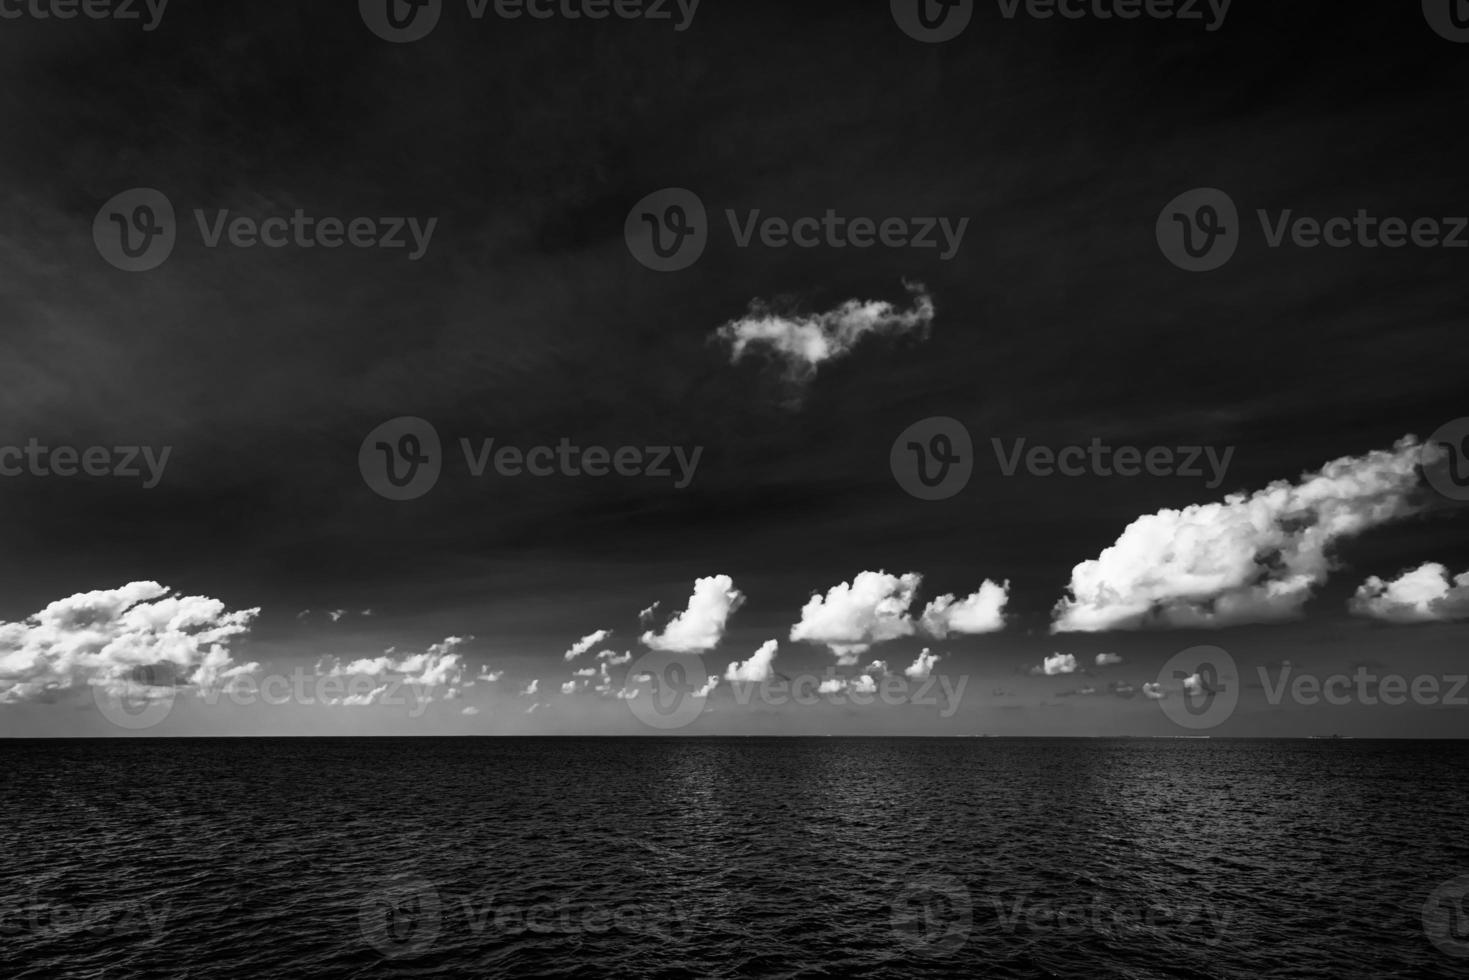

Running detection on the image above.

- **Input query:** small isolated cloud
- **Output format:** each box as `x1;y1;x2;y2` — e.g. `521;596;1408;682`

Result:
919;581;1009;638
714;280;934;386
522;679;539;697
1033;653;1078;676
572;667;597;678
1095;653;1123;667
851;674;877;694
1142;682;1165;700
641;575;745;653
725;640;779;683
904;648;941;680
460;706;480;716
564;629;612;662
0;581;259;704
327;609;347;622
560;680;579;695
596;649;632;665
637;603;660;625
1181;672;1205;696
478;667;504;682
790;571;922;664
1350;563;1469;623
1109;681;1137;699
1053;438;1429;632
817;677;847;694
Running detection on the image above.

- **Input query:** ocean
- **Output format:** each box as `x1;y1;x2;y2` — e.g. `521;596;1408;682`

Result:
4;737;1468;978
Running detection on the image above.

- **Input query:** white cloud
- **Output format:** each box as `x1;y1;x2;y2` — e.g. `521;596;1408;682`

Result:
596;649;632;665
1034;653;1078;676
637;603;660;625
817;677;847;694
866;660;888;676
1053;438;1428;632
851;674;877;694
1350;562;1469;623
0;581;260;704
904;648;941;680
641;575;745;653
715;280;934;384
919;580;1009;637
1142;682;1165;700
790;571;922;664
478;667;504;682
560;680;579;694
1095;653;1123;667
1181;672;1205;696
320;636;470;704
522;679;539;697
461;706;480;716
724;639;779;682
564;629;612;662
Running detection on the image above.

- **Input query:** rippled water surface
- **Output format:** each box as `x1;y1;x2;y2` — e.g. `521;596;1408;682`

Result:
4;738;1469;978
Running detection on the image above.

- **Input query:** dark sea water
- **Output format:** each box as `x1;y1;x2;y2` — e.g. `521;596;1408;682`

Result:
4;738;1469;979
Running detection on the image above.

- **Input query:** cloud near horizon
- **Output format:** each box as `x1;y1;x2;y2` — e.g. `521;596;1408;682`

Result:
1350;562;1469;623
1052;437;1430;632
790;571;1008;664
0;582;259;704
640;575;746;653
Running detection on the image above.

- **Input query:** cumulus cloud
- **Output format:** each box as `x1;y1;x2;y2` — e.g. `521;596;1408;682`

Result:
564;629;612;662
1052;438;1429;632
850;674;877;694
641;575;745;653
560;680;579;694
1033;653;1078;676
596;649;632;665
478;667;504;682
1350;562;1469;623
320;636;470;704
1142;682;1165;700
790;571;921;664
919;581;1009;638
1095;653;1123;667
866;660;889;676
724;639;779;683
522;679;539;697
714;280;934;384
817;677;847;694
0;581;259;704
461;706;480;716
904;648;941;680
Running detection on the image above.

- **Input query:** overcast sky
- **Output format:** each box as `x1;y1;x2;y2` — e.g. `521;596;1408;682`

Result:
1;1;1466;736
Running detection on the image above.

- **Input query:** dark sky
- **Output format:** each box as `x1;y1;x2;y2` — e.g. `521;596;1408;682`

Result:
1;1;1466;736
